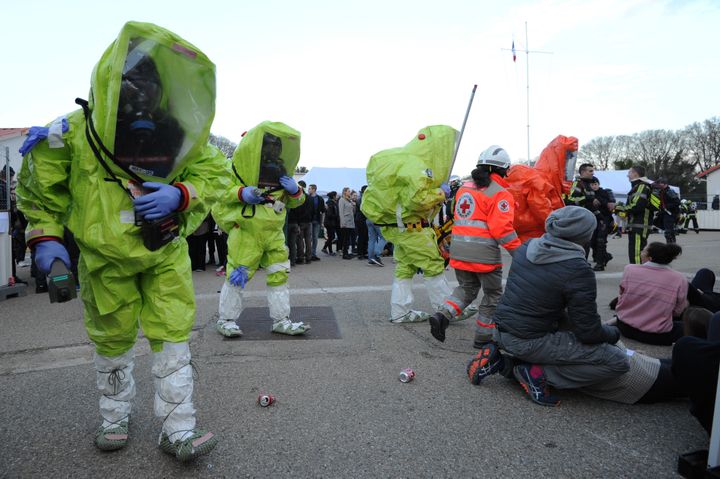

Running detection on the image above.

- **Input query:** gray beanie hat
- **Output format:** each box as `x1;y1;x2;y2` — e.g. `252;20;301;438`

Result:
545;206;597;244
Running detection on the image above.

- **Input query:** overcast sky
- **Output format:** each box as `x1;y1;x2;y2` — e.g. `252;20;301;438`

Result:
1;0;718;176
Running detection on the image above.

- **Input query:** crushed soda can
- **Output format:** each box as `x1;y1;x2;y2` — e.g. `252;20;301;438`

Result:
399;368;416;383
258;393;275;407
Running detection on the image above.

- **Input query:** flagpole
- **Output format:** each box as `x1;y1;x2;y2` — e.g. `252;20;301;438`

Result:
503;23;552;163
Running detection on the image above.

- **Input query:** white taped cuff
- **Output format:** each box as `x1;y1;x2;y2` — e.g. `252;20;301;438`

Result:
266;261;291;274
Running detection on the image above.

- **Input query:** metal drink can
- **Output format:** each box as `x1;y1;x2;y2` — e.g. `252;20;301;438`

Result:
399;368;415;383
258;394;275;407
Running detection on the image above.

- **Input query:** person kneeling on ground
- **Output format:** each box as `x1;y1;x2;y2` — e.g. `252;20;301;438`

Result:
467;206;629;406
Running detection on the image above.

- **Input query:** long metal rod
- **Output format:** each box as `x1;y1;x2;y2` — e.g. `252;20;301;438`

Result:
525;21;530;163
450;84;477;177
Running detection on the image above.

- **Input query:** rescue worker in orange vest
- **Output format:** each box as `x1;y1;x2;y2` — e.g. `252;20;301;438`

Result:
429;145;521;347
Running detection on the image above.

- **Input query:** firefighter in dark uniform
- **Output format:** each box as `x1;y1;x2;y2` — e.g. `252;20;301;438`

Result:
621;165;655;264
651;177;681;244
682;199;700;233
564;163;596;207
588;177;615;271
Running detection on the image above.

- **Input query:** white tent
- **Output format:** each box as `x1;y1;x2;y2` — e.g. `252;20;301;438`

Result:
593;169;680;201
298;167;367;196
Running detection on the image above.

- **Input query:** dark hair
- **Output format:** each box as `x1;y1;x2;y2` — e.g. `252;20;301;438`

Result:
630;165;646;177
361;185;367;193
471;165;507;188
298;180;306;188
589;176;599;184
1;166;14;178
309;184;317;189
579;163;594;174
327;191;337;199
645;242;682;265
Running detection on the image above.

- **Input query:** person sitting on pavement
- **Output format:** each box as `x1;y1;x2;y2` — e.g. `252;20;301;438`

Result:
673;311;720;434
614;242;712;345
467;206;629;407
687;268;720;313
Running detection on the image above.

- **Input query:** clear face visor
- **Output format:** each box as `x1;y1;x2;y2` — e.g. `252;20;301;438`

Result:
258;132;288;188
564;151;578;182
113;37;213;179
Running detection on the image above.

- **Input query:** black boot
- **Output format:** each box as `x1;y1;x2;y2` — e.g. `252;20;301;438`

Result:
429;312;449;342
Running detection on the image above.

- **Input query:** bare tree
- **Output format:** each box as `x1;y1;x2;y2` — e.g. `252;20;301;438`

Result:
682;117;720;171
209;133;237;158
295;166;308;174
580;136;616;170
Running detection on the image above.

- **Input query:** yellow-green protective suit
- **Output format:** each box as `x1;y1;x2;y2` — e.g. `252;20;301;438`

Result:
213;121;305;288
16;22;228;357
361;125;457;321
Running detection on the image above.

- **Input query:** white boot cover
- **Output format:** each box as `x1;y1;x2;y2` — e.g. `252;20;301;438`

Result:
424;273;452;311
153;342;196;443
96;347;136;428
219;281;244;320
267;283;291;322
390;278;428;322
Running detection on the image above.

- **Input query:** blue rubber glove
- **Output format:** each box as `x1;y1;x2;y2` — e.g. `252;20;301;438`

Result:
35;241;71;274
440;183;451;198
229;266;249;288
279;176;299;195
133;182;182;220
241;186;264;205
18;118;69;155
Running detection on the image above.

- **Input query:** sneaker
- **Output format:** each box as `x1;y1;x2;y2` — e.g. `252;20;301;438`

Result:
296;258;305;265
311;256;321;261
95;421;129;451
216;319;243;338
36;283;48;294
368;257;383;267
272;318;311;335
429;312;449;342
513;364;560;407
466;343;504;385
342;254;354;260
159;429;217;462
592;264;605;272
390;311;430;323
375;257;384;266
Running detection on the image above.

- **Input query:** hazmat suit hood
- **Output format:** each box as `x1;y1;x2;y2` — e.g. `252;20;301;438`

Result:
362;125;457;225
534;135;578;197
88;21;216;181
230;121;301;196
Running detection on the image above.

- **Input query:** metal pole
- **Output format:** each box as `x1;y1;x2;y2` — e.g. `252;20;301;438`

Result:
450;84;477;177
4;147;10;212
525;21;530;163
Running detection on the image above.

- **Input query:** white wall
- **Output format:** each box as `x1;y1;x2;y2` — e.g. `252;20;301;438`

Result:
698;210;720;230
707;170;720;205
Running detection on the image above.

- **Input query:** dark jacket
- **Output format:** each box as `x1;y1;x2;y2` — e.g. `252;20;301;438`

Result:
495;241;620;345
324;198;340;228
309;194;326;223
293;194;313;223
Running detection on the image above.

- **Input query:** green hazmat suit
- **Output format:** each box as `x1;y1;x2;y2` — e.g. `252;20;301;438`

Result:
17;21;227;356
212;121;310;336
16;21;223;456
361;125;457;322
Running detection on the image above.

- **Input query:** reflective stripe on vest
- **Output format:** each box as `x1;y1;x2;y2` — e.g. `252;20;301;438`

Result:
450;235;501;264
497;231;519;245
454;219;489;228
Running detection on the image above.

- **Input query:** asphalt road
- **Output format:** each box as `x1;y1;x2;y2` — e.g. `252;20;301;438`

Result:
0;231;716;478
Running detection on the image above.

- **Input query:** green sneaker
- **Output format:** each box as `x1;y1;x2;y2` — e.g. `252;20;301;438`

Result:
95;421;129;451
216;319;243;338
452;305;478;322
272;318;310;335
390;311;430;323
159;429;218;462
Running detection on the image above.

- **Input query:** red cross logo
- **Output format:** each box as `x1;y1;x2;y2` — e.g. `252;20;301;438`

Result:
456;193;474;218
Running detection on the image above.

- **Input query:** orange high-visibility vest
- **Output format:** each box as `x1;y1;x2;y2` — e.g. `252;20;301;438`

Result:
449;174;521;273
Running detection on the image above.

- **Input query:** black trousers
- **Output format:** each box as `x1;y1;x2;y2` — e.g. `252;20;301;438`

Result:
627;229;648;264
590;218;609;265
323;225;337;253
684;214;699;232
660;212;676;243
688;268;720;313
340;227;354;255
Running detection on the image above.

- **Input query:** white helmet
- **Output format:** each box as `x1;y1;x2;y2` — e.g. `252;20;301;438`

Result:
477;145;511;169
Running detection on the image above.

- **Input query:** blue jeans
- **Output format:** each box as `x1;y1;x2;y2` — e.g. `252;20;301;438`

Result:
366;220;386;261
311;222;321;257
